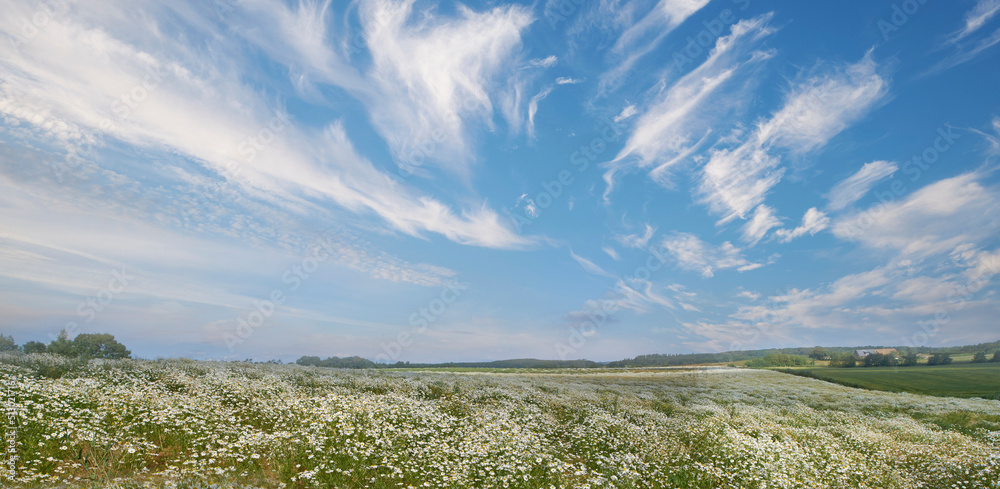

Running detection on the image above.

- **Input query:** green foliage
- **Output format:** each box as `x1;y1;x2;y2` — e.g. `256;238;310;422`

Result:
808;346;830;360
22;341;47;354
863;352;898;368
829;352;857;368
46;329;76;356
928;353;954;366
744;353;812;368
972;352;988;363
782;362;1000;399
992;351;1000;362
72;333;131;359
0;333;16;351
901;352;919;366
296;355;376;369
42;330;131;359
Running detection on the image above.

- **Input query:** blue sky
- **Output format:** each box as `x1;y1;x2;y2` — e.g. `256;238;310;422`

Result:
1;0;999;362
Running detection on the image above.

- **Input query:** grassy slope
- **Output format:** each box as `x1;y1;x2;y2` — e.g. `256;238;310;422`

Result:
780;361;1000;399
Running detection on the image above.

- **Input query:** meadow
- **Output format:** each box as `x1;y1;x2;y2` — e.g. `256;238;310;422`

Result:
1;353;999;488
778;362;1000;399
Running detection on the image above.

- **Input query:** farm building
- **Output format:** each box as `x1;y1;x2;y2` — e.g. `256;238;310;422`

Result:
855;348;898;357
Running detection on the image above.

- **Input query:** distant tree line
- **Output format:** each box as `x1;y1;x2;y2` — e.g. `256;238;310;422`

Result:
296;356;377;369
744;353;813;368
0;330;131;359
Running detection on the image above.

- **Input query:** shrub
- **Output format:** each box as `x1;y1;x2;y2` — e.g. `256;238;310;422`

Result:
829;352;857;368
927;353;953;366
972;352;988;363
863;353;898;368
22;340;47;354
0;333;16;351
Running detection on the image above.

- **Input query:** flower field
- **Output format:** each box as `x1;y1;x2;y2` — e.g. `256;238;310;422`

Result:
1;354;999;488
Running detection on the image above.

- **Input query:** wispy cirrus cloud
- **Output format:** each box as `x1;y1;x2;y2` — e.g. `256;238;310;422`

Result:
360;0;533;178
833;172;1000;256
698;52;888;223
826;160;898;211
741;204;781;245
0;0;530;250
662;233;766;278
774;208;829;243
599;0;713;94
949;0;1000;43
604;14;777;200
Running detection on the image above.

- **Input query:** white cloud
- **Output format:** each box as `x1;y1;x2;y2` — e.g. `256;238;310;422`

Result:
662;233;765;278
570;250;613;277
599;0;713;94
360;0;533;178
555;76;584;85
605;14;777;199
741;205;782;245
0;0;531;250
527;86;553;138
615;224;656;249
827;160;898;210
833;173;1000;256
775;208;829;243
613;103;638;123
950;0;1000;43
698;52;888;222
602;246;622;261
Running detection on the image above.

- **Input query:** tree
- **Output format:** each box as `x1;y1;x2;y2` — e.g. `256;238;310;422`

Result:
46;330;77;356
829;353;856;368
972;351;988;363
927;353;953;366
992;351;1000;363
863;353;897;367
0;334;16;351
22;341;47;354
72;333;131;359
809;346;830;360
901;352;919;366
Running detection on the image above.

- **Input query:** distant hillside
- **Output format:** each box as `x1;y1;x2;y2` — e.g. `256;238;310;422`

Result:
381;358;601;369
292;340;1000;370
295;356;600;370
608;340;1000;368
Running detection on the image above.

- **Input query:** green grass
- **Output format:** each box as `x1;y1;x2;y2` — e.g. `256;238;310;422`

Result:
778;361;1000;399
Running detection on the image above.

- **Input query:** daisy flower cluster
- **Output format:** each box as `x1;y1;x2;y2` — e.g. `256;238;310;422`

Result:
0;353;997;488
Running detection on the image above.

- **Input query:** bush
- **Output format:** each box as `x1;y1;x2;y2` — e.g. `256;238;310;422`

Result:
863;353;898;368
72;333;131;359
21;341;46;354
927;353;953;366
829;353;857;368
901;352;919;366
809;346;830;360
972;352;988;363
992;351;1000;363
